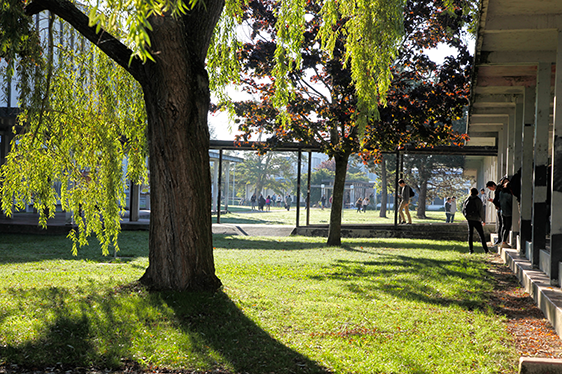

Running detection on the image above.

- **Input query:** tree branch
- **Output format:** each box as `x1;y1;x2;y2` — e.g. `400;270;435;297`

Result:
25;0;145;83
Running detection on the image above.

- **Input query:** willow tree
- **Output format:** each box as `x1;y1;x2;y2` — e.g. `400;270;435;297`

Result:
1;0;406;290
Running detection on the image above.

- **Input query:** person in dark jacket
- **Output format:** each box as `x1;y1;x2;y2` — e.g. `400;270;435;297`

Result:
498;178;513;248
486;180;503;245
463;188;489;254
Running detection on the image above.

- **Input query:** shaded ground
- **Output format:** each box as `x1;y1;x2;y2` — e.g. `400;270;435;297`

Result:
2;254;562;374
487;254;562;359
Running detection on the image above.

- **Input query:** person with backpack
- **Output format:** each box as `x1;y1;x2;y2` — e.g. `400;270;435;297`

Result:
398;179;413;225
462;188;489;254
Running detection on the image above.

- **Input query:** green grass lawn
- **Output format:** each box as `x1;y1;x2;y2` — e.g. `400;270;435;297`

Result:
0;232;518;373
214;205;458;225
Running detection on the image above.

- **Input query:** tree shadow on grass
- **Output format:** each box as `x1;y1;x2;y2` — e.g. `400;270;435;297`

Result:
308;253;490;311
0;285;329;374
213;235;327;251
0;232;149;265
340;239;469;253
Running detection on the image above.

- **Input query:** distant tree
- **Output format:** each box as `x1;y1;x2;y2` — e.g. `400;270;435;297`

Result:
235;152;294;197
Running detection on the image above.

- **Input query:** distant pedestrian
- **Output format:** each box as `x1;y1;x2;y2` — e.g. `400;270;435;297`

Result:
355;197;363;212
285;194;292;211
445;197;452;223
258;194;265;211
450;196;457;222
462;187;489;254
251;193;257;211
265;195;271;211
398;179;412;224
362;197;369;212
321;195;326;210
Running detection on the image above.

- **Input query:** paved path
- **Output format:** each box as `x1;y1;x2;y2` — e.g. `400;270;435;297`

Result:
0;212;296;237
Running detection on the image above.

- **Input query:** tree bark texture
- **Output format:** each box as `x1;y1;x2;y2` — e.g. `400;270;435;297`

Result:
138;5;224;291
327;153;349;246
416;180;428;219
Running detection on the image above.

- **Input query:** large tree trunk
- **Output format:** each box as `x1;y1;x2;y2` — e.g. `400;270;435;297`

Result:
416;180;429;219
327;153;349;246
139;5;224;291
379;155;387;218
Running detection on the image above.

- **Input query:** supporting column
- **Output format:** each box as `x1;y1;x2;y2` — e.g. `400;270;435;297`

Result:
306;151;312;226
512;101;523;243
520;85;535;255
129;181;140;222
532;62;552;266
224;160;230;213
506;107;516;177
296;150;302;227
212;160;219;213
550;30;562;285
217;150;223;223
498;128;507;179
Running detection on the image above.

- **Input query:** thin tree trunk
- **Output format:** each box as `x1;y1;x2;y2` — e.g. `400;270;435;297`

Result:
139;7;223;291
327;153;349;246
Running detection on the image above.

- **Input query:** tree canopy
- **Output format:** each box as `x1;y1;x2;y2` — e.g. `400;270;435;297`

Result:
228;0;475;244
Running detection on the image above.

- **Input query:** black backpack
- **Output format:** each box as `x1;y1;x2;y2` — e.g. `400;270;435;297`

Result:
463;197;479;217
409;187;415;198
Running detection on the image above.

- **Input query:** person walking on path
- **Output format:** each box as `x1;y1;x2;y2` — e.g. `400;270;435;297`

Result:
449;196;457;222
462;188;489;254
321;195;326;210
398;179;412;224
362;197;369;212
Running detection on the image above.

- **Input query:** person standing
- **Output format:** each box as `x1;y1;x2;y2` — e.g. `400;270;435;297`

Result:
251;193;257;211
462;188;489;254
499;178;513;248
398;179;412;225
285;194;292;211
486;180;503;245
480;188;487;223
445;197;452;223
362;197;369;212
355;197;363;212
449;196;457;222
321;195;326;210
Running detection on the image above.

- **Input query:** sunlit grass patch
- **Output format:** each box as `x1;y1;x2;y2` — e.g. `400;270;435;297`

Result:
0;233;517;373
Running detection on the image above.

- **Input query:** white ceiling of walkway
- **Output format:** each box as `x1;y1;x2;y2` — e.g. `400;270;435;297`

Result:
469;0;562;142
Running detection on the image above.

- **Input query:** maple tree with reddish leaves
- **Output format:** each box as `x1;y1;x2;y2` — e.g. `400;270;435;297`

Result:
229;0;474;245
